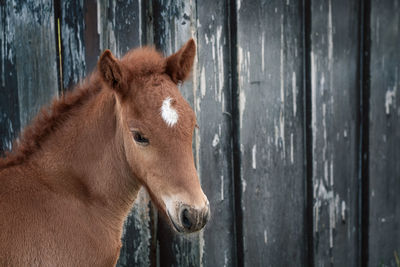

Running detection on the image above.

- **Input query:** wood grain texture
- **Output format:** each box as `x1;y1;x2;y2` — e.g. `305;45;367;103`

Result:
59;0;86;90
236;0;306;265
194;0;236;266
368;1;400;266
7;0;58;128
83;0;100;74
310;0;360;265
0;0;58;154
0;2;20;153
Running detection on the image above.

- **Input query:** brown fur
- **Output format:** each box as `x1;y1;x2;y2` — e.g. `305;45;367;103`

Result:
0;39;209;266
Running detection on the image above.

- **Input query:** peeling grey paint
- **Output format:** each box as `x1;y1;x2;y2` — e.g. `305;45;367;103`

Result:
310;0;360;265
60;0;86;90
10;0;58;128
368;1;400;266
237;1;306;266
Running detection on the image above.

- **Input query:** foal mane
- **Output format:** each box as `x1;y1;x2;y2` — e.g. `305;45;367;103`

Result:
0;46;167;170
0;73;102;169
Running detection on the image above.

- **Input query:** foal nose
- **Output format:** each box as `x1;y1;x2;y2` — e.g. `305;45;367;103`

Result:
179;203;210;232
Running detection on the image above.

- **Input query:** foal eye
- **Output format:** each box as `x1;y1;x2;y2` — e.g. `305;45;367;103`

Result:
133;132;149;145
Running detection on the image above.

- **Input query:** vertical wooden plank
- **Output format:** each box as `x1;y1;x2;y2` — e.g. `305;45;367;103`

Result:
97;0;144;55
59;1;154;265
0;0;58;155
83;0;100;74
59;0;86;90
368;1;400;266
195;0;236;266
310;1;360;265
0;2;20;153
236;1;306;266
152;1;202;266
9;0;58;128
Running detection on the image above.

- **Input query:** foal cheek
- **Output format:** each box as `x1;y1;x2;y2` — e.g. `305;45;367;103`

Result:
124;142;154;184
121;133;144;179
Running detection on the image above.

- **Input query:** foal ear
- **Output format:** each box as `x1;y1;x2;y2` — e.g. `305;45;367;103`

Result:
166;38;196;84
98;50;126;95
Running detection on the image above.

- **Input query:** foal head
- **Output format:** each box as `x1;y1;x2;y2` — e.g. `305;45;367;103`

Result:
98;39;209;233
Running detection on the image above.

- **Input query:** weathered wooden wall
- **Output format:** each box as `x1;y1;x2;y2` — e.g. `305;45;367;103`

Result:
0;0;58;155
236;1;306;266
368;1;400;266
310;1;360;265
1;0;399;266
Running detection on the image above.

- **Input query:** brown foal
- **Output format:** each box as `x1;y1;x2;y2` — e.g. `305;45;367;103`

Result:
0;39;209;266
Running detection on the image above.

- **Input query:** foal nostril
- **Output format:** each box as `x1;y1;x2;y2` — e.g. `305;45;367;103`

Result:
181;208;193;230
178;204;210;232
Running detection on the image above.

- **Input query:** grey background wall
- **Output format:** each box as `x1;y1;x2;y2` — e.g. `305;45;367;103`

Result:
0;0;399;266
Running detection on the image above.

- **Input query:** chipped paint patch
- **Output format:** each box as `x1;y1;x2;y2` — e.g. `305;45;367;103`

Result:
200;66;206;97
328;0;333;64
0;113;15;151
212;133;220;147
238;45;250;128
261;32;265;72
385;89;396;114
252;144;257;169
239;89;246;127
341;200;346;222
220;175;224;200
242;176;247;194
216;25;224;102
264;230;268;244
292;71;297;116
290;133;294;164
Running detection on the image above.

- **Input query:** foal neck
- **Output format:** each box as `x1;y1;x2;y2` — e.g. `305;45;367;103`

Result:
33;87;141;225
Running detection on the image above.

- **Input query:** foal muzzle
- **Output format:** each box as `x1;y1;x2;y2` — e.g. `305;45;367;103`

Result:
167;200;210;233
